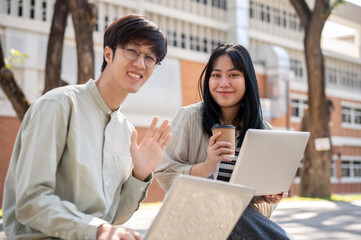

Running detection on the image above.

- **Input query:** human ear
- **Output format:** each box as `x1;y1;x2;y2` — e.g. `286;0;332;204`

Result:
104;46;113;64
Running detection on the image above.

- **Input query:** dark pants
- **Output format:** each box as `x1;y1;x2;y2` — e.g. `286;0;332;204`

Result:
227;206;291;240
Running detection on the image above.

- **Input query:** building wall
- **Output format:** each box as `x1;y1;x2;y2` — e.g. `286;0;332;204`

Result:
0;117;21;207
1;0;361;207
180;59;203;106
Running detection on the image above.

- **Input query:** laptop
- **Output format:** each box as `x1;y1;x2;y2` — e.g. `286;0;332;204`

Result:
229;129;310;196
144;174;255;240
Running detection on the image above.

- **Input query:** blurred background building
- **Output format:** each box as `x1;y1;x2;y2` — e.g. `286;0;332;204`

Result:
0;0;360;205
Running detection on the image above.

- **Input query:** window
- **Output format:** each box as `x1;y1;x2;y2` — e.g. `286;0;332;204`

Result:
331;161;336;177
42;1;46;21
326;68;337;85
190;36;194;50
341;161;351;177
18;0;23;16
173;32;177;47
181;33;186;49
291;98;308;119
290;58;303;78
203;39;208;53
289;13;297;30
342;105;361;127
260;4;265;21
274;9;281;26
355;109;361;125
341;160;361;179
325;68;361;90
342;107;352;123
7;0;10;14
94;16;99;31
104;16;109;30
354;162;361;177
30;0;35;19
249;1;254;18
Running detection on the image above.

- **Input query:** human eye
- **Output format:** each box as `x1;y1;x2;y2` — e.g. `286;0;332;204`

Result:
229;71;242;78
211;72;221;78
126;48;138;56
145;55;156;63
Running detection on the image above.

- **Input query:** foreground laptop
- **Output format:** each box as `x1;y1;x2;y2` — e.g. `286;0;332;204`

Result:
144;174;255;240
229;129;310;196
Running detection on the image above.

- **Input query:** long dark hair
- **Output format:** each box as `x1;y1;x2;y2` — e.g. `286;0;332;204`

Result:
198;43;264;145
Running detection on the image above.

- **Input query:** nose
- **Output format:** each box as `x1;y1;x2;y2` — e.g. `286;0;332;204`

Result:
219;77;230;87
132;53;146;69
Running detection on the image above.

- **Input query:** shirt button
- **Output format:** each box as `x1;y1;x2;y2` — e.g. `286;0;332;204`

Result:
55;232;59;236
105;180;109;185
84;236;89;240
140;187;144;191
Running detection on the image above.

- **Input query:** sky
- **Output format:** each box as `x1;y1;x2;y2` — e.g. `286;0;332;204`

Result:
322;0;360;39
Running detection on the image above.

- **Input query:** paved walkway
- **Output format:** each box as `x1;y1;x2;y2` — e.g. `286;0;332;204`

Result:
1;200;361;239
271;200;361;239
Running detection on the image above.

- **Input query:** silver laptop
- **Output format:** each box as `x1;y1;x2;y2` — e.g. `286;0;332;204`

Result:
144;174;255;240
229;129;310;196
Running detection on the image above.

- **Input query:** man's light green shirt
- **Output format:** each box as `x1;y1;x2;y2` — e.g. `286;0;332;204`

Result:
2;80;151;239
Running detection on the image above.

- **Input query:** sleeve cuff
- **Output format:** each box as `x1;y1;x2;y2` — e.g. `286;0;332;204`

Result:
76;216;108;240
177;165;193;175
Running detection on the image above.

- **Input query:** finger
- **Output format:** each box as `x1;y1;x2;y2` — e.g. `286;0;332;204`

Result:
214;147;234;158
158;124;172;147
132;231;143;240
111;235;121;240
220;156;234;162
153;119;170;142
213;141;233;149
209;132;222;146
130;129;138;151
120;231;136;240
145;117;159;138
161;132;172;150
282;192;288;198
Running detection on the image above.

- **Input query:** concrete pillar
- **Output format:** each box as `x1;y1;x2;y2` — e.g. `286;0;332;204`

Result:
227;0;249;47
23;0;30;18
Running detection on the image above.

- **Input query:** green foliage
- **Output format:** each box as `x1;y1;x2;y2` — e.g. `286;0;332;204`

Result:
4;48;29;68
284;194;361;202
323;0;345;18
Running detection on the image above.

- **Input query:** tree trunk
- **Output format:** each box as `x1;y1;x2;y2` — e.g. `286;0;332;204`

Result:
290;0;336;197
0;42;30;120
1;0;95;120
43;0;69;94
67;0;96;84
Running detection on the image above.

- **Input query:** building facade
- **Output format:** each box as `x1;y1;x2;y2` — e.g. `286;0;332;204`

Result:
1;0;360;205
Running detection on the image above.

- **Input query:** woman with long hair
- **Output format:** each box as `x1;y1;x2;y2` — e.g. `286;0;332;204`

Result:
155;43;290;239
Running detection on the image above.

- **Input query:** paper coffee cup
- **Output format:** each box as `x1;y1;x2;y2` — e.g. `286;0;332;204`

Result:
211;124;236;157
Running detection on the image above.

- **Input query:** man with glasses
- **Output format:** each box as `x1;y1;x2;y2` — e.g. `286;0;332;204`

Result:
3;14;170;240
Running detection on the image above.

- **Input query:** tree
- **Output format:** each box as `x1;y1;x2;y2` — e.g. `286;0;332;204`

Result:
67;0;97;84
0;0;97;119
0;44;31;120
44;0;69;93
290;0;344;197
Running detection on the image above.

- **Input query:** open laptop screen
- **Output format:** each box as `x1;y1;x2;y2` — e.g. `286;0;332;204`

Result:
145;174;255;240
229;129;310;196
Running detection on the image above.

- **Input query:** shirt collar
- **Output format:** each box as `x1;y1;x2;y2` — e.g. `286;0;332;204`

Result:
86;79;112;115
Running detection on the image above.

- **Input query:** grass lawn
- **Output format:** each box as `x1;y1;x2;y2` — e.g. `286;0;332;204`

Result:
284;194;361;202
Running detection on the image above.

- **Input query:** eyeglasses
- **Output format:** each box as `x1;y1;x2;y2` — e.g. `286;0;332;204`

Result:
117;45;160;69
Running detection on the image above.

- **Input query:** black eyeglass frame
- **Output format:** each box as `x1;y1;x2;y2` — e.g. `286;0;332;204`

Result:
114;46;161;69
